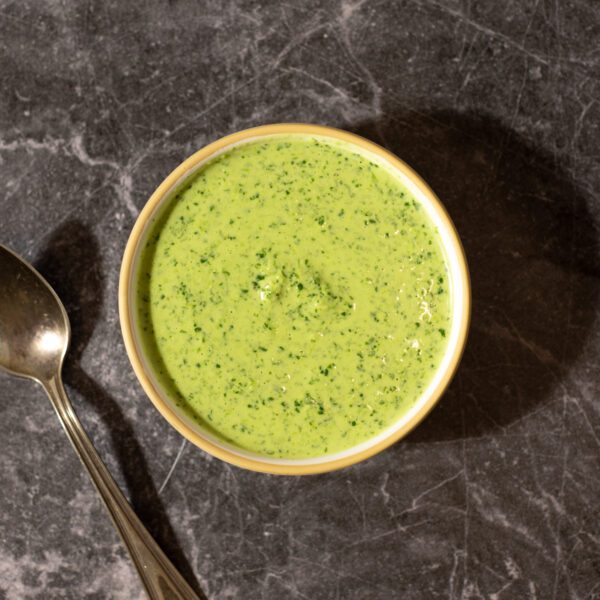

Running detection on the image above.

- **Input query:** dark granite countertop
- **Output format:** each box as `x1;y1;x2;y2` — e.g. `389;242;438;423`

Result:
2;1;600;598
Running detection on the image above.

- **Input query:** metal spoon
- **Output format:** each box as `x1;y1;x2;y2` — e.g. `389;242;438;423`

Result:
0;244;201;600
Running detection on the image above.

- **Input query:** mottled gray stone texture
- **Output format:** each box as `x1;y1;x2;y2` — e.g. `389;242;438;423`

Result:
1;0;600;598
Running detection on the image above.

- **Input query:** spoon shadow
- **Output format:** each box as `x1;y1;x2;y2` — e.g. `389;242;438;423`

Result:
35;220;206;599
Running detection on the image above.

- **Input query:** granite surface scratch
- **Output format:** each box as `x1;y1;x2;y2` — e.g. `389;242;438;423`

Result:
1;0;600;598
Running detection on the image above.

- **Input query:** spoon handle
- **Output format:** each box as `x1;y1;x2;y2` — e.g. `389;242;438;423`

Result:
42;375;201;600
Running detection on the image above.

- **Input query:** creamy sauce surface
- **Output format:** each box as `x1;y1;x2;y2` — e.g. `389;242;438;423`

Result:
136;135;451;458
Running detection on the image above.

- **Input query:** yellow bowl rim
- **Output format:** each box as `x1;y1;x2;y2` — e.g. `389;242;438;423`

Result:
118;123;471;476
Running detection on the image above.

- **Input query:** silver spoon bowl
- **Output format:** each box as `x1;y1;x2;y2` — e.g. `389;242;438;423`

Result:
0;244;201;600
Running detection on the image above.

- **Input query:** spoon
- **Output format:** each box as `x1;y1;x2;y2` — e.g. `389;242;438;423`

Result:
0;244;201;600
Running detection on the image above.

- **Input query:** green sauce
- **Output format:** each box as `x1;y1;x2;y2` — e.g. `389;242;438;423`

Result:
136;135;451;458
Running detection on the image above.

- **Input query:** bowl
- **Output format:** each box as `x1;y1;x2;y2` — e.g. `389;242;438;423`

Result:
119;123;470;475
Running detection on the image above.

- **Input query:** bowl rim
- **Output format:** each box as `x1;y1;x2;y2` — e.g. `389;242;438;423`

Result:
118;123;471;475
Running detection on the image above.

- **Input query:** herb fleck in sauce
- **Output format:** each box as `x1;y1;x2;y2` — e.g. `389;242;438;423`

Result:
136;135;451;458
